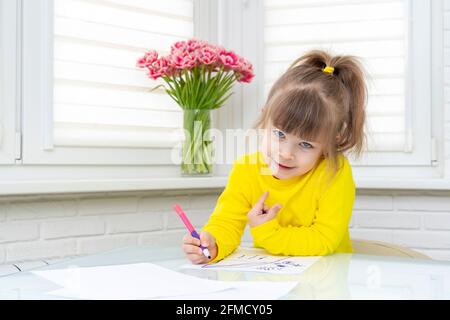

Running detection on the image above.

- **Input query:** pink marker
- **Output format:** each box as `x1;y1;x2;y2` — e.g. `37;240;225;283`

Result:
173;204;211;259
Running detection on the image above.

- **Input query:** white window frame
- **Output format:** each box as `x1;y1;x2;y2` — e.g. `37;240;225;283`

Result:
0;0;19;165
1;0;448;194
20;0;220;166
241;0;443;179
0;0;231;187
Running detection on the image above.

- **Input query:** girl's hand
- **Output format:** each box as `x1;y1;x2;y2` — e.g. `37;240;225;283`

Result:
247;191;282;228
182;231;218;264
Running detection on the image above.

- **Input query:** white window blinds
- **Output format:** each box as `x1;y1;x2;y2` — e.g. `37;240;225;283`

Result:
263;0;408;152
53;0;193;148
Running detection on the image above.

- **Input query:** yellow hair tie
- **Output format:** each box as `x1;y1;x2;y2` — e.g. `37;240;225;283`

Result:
322;66;334;74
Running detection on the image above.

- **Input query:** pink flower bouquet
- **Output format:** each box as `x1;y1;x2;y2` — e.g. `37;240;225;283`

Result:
137;38;254;175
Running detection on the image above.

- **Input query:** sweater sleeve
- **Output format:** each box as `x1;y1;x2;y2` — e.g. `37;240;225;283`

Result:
250;160;355;256
201;159;252;262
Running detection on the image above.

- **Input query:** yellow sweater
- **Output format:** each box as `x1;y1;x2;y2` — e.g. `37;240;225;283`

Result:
202;151;355;262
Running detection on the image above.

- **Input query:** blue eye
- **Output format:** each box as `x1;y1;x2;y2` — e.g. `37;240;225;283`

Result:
300;142;313;149
273;129;285;139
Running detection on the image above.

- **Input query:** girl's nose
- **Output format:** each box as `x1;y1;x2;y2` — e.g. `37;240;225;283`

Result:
279;147;294;161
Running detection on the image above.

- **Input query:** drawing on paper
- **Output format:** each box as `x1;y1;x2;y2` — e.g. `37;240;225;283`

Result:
183;247;321;274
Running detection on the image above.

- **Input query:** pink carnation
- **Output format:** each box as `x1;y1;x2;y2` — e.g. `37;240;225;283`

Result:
138;38;254;89
170;40;188;55
238;69;255;83
146;56;172;80
235;58;255;83
187;38;207;53
217;49;240;71
170;50;197;71
136;50;158;68
197;45;217;65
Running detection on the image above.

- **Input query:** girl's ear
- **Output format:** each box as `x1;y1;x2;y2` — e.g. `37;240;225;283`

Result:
261;107;266;114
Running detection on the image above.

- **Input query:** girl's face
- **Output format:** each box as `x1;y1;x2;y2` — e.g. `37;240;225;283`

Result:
261;123;325;180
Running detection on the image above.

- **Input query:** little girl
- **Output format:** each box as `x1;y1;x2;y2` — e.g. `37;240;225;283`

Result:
182;49;366;264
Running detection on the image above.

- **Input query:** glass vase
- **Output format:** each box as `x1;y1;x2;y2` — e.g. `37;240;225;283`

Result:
181;109;214;176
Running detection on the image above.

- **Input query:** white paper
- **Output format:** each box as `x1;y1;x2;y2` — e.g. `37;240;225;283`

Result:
32;262;298;300
181;247;321;274
161;281;298;300
32;263;234;300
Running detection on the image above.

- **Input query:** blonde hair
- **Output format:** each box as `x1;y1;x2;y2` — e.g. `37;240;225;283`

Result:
253;49;367;178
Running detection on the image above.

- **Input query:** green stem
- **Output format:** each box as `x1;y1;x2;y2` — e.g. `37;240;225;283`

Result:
181;109;213;175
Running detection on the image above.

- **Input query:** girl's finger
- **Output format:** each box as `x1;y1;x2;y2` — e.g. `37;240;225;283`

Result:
186;253;207;264
182;244;203;255
199;231;214;247
186;254;201;264
266;204;282;219
182;234;200;246
255;191;269;209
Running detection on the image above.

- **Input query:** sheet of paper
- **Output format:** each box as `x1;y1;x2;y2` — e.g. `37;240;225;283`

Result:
161;281;298;300
32;262;298;300
181;247;321;274
32;263;234;300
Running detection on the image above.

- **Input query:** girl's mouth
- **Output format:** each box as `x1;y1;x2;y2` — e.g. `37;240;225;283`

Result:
272;159;295;170
278;163;293;169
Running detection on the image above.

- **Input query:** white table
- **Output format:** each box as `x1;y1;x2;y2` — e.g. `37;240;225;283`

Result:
0;245;449;299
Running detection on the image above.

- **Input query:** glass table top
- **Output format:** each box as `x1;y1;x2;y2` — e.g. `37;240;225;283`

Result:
0;244;449;300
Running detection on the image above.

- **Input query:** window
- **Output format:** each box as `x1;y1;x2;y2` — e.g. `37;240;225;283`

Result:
53;0;192;149
242;0;437;176
21;0;197;165
0;0;19;165
1;0;442;190
261;0;432;167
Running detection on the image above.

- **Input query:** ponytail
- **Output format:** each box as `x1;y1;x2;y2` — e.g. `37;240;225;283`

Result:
331;55;367;158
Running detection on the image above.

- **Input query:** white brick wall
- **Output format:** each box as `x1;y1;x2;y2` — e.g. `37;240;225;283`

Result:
424;213;450;230
140;230;188;246
6;239;77;262
107;213;163;234
7;199;77;220
79;197;138;216
0;222;40;242
0;204;6;222
0;191;217;265
355;212;421;229
0;246;5;264
78;234;138;256
1;189;450;265
350;192;450;261
42;218;105;240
